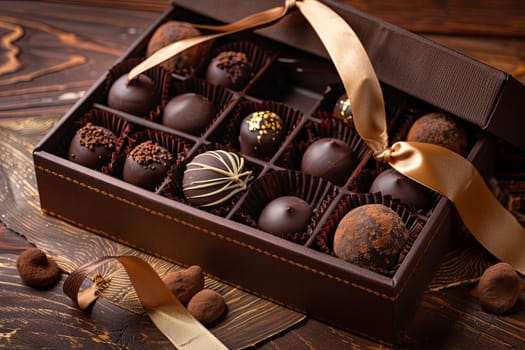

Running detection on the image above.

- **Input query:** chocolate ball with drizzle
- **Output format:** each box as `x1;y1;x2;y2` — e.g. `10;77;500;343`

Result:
123;141;174;191
182;150;253;208
68;123;116;170
206;51;252;90
239;111;284;159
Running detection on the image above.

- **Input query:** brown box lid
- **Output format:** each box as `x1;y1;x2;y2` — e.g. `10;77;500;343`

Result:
170;0;525;151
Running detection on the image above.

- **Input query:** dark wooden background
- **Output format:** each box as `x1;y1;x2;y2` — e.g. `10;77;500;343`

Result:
1;1;524;349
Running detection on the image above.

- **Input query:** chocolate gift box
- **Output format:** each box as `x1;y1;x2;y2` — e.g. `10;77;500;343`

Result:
33;0;525;344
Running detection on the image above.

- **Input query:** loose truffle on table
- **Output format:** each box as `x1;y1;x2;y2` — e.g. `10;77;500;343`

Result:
332;93;353;124
206;51;251;90
333;204;409;272
107;74;160;117
122;141;173;191
146;21;207;75
17;248;61;289
301;138;355;187
68;123;116;170
187;289;227;326
162;93;217;135
370;168;429;210
478;262;521;314
258;196;313;237
406;112;469;156
239;111;284;159
183;150;253;208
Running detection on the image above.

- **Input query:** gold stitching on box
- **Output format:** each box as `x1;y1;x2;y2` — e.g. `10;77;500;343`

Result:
36;165;396;301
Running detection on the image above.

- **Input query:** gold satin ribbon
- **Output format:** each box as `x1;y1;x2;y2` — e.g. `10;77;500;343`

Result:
63;256;228;349
111;0;525;347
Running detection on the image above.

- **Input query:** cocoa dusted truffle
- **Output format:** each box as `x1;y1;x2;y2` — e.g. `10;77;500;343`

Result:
183;150;253;208
162;93;217;135
239;111;284;159
301;138;355;187
122;141;173;190
206;51;251;90
17;248;61;289
146;21;207;75
187;289;227;326
370;168;429;210
332;93;353;124
407;112;468;156
68;123;116;170
258;196;313;237
333;204;409;272
478;262;521;314
107;74;160;117
162;265;205;304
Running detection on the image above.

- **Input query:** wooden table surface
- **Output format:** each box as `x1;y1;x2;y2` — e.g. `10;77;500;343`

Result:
1;1;525;349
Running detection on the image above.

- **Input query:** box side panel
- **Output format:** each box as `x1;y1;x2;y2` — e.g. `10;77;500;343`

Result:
34;151;397;342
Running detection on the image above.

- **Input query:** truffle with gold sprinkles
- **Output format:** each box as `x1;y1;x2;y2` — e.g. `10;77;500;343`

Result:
239;111;284;159
333;204;409;273
123;141;174;191
332;93;353;125
183;150;253;208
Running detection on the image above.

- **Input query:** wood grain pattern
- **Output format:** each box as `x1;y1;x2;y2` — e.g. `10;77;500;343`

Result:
1;1;525;349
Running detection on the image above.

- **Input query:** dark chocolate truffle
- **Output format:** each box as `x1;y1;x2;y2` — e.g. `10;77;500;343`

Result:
68;123;116;170
162;265;205;304
162;93;217;135
332;93;353;124
258;196;313;237
370;168;429;210
333;204;409;272
239;111;284;159
301;138;355;186
146;21;207;75
17;248;61;289
407;112;468;156
183;150;253;208
107;74;160;117
206;51;251;90
478;262;521;314
122;141;173;190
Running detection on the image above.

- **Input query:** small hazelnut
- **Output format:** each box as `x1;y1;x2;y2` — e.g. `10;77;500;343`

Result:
478;262;521;314
187;289;227;326
16;248;61;289
162;265;204;304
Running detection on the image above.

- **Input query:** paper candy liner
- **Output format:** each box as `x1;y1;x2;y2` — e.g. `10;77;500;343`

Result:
160;143;260;217
158;77;235;136
224;100;303;161
109;129;191;192
314;192;424;276
60;108;130;173
102;58;171;121
234;170;337;244
278;113;370;188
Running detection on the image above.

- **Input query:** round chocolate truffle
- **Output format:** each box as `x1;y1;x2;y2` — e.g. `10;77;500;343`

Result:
478;262;521;314
17;248;61;289
122;141;173;190
68;123;116;170
333;204;409;272
146;21;207;75
183;150;253;208
407;112;468;156
162;93;217;135
301;138;355;187
370;168;429;210
107;74;160;117
239;111;284;159
206;51;251;90
332;93;353;124
258;196;313;237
